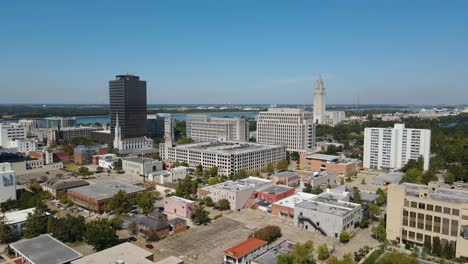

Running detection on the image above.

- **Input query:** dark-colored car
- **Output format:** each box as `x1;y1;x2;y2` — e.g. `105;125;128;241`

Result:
145;244;154;249
127;237;137;242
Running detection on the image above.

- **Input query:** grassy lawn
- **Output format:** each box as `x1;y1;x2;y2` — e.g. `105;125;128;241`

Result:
64;163;80;173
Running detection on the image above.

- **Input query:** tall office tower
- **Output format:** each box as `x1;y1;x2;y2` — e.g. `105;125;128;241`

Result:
0;123;27;148
160;114;175;160
363;124;431;171
109;74;147;139
257;108;315;152
186;115;249;142
313;77;326;125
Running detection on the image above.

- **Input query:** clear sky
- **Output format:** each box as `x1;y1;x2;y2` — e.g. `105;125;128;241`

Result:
1;0;467;105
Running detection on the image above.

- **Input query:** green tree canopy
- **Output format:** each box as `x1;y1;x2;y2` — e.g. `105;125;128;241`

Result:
376;251;418;264
53;215;86;242
190;204;210;225
251;225;282;243
105;190;132;214
290;240;315;264
84;219;117;251
317;243;330;260
215;199;230;211
136;191;159;214
339;231;350;243
23;201;48;238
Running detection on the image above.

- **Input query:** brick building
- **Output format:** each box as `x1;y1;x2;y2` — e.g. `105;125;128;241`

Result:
167;218;187;235
74;145;108;165
299;153;361;176
137;217;170;240
271;192;317;219
255;185;295;203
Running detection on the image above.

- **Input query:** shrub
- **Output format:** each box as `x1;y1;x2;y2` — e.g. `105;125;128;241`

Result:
204;196;215;207
339;231;350;243
215;199;230;210
250;225;281;243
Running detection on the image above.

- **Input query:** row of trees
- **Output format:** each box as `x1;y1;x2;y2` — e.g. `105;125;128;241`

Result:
105;190;159;215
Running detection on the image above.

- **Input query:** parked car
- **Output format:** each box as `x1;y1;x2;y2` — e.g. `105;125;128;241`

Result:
145;244;154;249
127;237;137;242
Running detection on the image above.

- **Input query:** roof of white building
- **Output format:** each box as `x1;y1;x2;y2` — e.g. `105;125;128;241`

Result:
205;176;271;192
273;192;317;209
72;242;153;264
2;208;35;225
172;141;284;155
166;195;195;204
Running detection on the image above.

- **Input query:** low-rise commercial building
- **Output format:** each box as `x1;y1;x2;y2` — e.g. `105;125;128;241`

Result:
72;242;154;264
41;178;90;198
137;217;170;239
10;234;83;264
164;196;196;218
11;138;38;154
255;185;295;203
387;182;468;259
74;145;108;165
252;240;296;264
0;162;16;203
223;238;268;264
199;177;272;211
372;172;404;186
148;166;187;183
161;141;286;176
299;171;337;190
167;217;188;235
122;156;163;177
67;180;146;213
299;153;361;176
270;171;300;187
1;208;35;237
294;190;362;237
92;153;119;169
271;192;317;219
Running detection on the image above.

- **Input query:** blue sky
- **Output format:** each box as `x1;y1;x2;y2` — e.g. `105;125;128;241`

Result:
0;0;467;105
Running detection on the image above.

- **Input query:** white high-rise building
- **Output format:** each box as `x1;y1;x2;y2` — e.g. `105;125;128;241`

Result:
0;123;27;148
186;115;249;142
312;78;345;126
363;124;431;171
257;108;315;152
0;163;16;203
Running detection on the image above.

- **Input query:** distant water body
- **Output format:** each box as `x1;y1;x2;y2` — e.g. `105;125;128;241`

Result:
0;112;258;124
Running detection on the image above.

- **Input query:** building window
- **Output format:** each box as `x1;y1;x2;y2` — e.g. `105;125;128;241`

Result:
418;203;425;210
409;212;416;228
434;217;441;233
435;206;442;213
443;207;451;214
451;220;458;237
442;218;450;235
425;215;432;231
411;202;417;208
452;209;459;216
426;204;433;211
417;213;424;229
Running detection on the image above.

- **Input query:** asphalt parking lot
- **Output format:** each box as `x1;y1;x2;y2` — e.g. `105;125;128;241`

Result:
146;208;379;263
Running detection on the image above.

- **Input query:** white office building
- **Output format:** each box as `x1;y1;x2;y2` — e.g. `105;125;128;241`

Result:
363;123;431;171
0;123;27;148
122;156;163;177
199;177;272;210
313;78;345;126
160;141;286;176
18;119;43;135
186;115;249;142
294;189;362;237
11;139;38;153
257;108;315;152
148;166;187;183
0;163;16;203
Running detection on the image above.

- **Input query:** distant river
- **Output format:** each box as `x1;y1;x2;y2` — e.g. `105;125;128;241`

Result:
1;112;258;125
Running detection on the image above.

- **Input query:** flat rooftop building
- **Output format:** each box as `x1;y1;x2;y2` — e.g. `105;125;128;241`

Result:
255;185;295;203
294;190;361;237
252;240;296;264
299;153;361;176
224;238;268;264
199;177;272;210
10;234;83;264
72;242;153;264
271;192;317;218
372;172;404;186
387;182;468;258
161;141;286;176
67;180;145;213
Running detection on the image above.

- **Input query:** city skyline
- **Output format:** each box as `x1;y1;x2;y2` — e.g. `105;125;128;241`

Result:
1;1;467;105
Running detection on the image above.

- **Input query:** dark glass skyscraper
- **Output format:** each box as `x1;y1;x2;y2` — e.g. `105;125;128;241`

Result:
109;74;147;139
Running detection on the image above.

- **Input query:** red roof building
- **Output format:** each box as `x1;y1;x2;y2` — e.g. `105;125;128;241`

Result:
223;238;268;264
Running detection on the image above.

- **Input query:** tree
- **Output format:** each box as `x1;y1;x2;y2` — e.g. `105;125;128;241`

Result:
290;151;300;161
339;253;356;264
400;168;422;184
432;236;442;257
78;166;90;176
317;243;330;260
339;231;350;243
136;192;159;214
29;181;42;194
204;166;218;179
361;178;366;185
190;204;210;225
105;190;132;214
207;176;225;185
113;159;123;171
232;169;248;181
375;188;387;206
275;159;289;172
251;225;281;243
53;215;86;242
444;172;456;185
84;219;117;251
264;163;275;174
108;217;123;230
423;238;432;254
368;203;381;220
311;185;324;195
128;222;138;235
376;251;418;264
47;215;56;234
23;201;47;238
372;217;386;242
96;166;104;173
175;175;198;199
353;187;362;204
216;199;230;211
359;217;369;228
203;196;215;207
303;183;313;193
176;138;193;144
194;165;203;178
277;254;294;264
0;216;13;243
290;240;315;264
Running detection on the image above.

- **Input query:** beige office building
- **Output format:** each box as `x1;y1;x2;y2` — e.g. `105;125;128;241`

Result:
387;182;468;258
186;115;249;142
